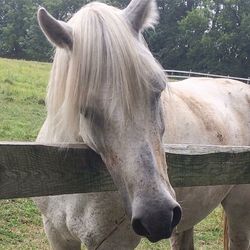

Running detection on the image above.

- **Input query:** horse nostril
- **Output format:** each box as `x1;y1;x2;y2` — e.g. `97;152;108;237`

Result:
131;202;182;241
132;218;150;237
172;205;182;229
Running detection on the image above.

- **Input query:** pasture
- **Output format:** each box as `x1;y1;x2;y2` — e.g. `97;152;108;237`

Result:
0;58;224;249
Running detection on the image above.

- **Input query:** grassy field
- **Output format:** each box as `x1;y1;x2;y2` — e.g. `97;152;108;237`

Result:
0;58;224;249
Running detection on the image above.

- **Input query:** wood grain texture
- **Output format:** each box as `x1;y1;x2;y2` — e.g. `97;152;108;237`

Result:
0;143;115;199
0;142;249;199
166;145;250;187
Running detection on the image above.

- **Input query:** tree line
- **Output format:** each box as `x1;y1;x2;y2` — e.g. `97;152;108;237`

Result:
1;0;250;77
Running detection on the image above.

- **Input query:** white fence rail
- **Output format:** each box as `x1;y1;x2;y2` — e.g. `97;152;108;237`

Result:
164;69;250;84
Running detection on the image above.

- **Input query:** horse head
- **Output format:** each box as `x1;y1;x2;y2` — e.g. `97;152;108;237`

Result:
37;0;181;242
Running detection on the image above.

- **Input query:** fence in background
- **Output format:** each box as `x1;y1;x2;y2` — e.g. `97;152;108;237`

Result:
164;69;250;84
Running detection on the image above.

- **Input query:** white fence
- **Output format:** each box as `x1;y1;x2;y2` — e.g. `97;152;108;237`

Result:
164;69;250;84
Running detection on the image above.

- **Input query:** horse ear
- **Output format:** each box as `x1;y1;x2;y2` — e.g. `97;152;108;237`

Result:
123;0;159;32
37;7;73;50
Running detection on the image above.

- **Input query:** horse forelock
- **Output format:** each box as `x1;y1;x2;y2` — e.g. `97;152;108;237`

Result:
45;2;167;143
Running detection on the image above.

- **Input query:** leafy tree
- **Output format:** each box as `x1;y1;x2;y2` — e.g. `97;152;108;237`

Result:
0;0;90;60
0;0;35;58
170;0;250;77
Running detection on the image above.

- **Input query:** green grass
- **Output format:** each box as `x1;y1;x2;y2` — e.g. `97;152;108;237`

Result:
0;58;49;140
0;58;224;249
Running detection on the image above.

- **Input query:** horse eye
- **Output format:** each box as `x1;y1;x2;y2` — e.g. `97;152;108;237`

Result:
81;107;105;128
158;106;165;134
159;118;165;136
81;107;93;119
150;91;161;109
84;109;90;118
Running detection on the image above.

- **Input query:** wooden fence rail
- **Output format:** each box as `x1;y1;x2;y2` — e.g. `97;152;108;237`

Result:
0;142;249;200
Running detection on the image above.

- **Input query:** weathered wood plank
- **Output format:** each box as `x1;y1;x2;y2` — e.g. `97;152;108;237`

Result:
165;144;250;187
164;144;250;154
0;142;249;199
0;143;115;199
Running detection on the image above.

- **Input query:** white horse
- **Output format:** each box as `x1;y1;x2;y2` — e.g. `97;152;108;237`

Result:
34;0;250;249
164;78;250;249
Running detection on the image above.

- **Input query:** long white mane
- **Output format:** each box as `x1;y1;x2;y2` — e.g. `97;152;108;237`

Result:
45;2;167;142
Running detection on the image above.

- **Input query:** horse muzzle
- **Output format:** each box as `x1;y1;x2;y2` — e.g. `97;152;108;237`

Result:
131;197;182;242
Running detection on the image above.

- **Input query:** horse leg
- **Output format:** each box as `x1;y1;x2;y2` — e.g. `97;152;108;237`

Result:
170;228;194;250
221;185;250;250
43;216;81;250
